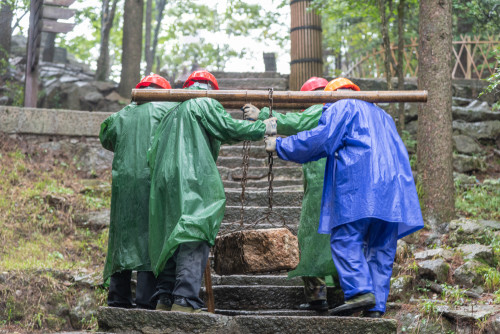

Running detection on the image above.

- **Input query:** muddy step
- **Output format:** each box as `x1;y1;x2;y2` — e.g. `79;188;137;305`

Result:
222;205;301;225
225;189;303;207
217;156;300;168
98;307;397;334
218;166;303;181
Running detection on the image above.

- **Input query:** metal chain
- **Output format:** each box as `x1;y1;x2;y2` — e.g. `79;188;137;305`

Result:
267;88;274;211
239;108;251;225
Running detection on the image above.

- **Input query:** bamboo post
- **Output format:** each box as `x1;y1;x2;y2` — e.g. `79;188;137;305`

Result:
289;0;323;91
204;261;215;313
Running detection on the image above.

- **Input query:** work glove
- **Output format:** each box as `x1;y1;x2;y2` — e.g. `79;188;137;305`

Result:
242;103;261;121
263;117;277;136
265;136;277;153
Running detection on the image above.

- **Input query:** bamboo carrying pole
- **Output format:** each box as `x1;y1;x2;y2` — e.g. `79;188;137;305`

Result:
132;89;428;109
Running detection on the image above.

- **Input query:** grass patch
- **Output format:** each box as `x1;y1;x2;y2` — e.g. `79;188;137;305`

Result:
455;178;500;220
0;135;110;331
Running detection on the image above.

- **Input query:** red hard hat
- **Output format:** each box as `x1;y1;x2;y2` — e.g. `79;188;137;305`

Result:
324;77;360;92
183;70;219;90
136;74;171;89
300;77;329;91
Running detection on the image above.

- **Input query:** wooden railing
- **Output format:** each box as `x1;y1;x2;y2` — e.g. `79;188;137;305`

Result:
343;35;499;79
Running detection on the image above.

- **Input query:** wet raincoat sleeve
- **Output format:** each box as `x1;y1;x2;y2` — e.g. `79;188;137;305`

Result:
275;105;351;164
193;98;266;144
99;105;133;152
258;104;323;136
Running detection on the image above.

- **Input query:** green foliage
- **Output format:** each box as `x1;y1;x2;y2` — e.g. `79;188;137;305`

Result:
311;0;419;76
483;267;500;292
420;299;439;315
441;283;467;306
455;179;500;220
452;0;500;36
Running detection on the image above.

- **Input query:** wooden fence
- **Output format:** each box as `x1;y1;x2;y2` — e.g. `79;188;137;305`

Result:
343;35;499;79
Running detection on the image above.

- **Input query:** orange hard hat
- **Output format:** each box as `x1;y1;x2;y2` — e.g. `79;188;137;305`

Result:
183;70;219;90
300;77;329;91
324;78;360;92
136;74;171;89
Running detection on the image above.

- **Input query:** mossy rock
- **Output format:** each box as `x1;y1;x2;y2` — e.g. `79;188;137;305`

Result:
452;260;488;288
448;218;500;246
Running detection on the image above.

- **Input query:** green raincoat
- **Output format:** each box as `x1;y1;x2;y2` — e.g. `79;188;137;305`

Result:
99;101;179;283
147;98;266;276
259;105;337;279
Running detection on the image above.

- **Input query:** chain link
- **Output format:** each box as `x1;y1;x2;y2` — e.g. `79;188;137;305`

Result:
267;88;274;211
239;108;251;225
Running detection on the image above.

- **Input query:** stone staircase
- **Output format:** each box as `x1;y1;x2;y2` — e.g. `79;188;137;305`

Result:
96;73;398;333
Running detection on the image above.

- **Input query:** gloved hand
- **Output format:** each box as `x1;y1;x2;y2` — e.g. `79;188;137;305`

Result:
242;104;261;121
263;117;277;136
265;136;277;153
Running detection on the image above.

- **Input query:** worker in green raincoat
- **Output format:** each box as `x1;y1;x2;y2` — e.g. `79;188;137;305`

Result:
148;70;277;313
243;77;356;312
99;74;179;309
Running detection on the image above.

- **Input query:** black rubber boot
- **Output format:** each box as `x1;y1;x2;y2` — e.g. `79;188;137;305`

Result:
363;310;383;318
330;293;376;316
156;293;173;311
298;300;329;312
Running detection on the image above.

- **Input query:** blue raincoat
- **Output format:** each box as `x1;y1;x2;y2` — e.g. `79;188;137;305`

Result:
276;99;423;238
275;99;424;313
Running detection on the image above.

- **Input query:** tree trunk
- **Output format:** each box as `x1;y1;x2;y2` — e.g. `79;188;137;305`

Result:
417;0;455;230
150;0;167;74
118;0;144;97
377;0;395;116
397;0;405;133
0;1;13;73
96;0;119;81
144;0;152;75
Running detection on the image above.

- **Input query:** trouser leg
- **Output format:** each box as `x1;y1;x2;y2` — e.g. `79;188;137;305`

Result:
330;221;373;301
302;276;327;302
107;270;133;308
154;248;179;299
135;271;158;309
364;220;398;313
173;241;210;310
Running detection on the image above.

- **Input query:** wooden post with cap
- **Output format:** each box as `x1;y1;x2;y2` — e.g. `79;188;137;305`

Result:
290;0;323;91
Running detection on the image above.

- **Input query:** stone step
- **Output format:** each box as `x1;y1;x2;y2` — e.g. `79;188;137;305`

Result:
218;166;303;182
219;145;270;159
225;188;303;207
210;274;303;287
98;307;398;334
218;77;288;91
201;286;344;310
212;71;287;79
223;180;303;189
219;222;298;235
222;205;301;226
217;156;300;168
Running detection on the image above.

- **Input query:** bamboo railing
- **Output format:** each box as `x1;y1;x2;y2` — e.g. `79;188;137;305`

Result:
343;35;499;79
